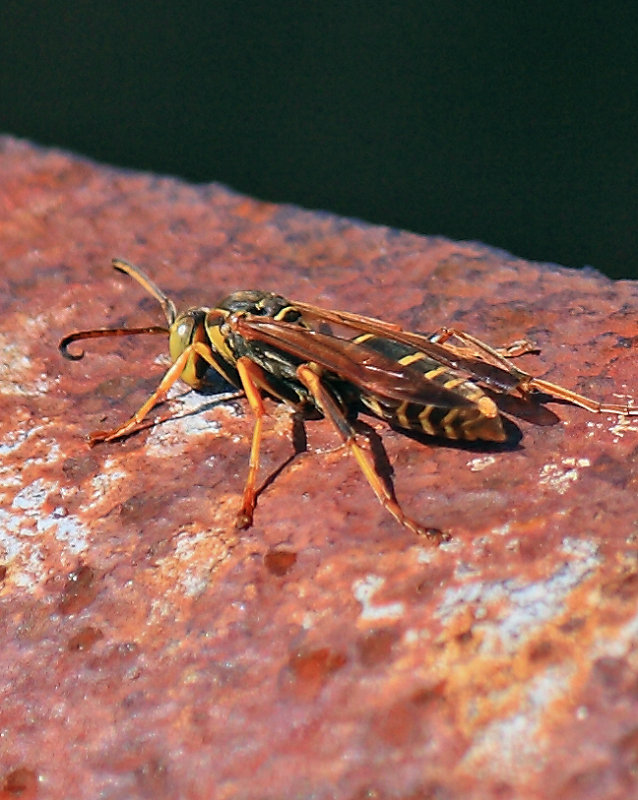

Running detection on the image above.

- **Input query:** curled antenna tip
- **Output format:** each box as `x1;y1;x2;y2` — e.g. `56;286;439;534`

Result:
58;335;85;360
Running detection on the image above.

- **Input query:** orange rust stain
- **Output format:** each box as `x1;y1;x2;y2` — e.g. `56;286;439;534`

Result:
0;767;39;800
57;565;98;615
356;627;399;667
281;646;348;701
67;625;104;652
263;549;297;576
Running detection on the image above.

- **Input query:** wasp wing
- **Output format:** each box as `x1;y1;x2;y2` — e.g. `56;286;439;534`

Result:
234;314;488;409
285;301;525;393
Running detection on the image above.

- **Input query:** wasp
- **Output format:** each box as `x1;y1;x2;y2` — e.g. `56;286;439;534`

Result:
59;259;636;542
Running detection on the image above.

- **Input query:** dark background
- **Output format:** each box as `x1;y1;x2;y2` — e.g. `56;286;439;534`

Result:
3;2;637;279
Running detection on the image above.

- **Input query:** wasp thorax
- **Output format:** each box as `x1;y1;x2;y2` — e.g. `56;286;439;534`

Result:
217;290;294;319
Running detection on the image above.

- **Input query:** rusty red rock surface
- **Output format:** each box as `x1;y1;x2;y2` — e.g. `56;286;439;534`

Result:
1;136;638;799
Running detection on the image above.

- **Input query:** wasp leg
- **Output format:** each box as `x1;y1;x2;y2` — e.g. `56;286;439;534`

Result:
428;327;539;365
521;377;638;416
233;360;312;528
296;363;449;543
233;357;273;530
89;342;221;444
429;327;637;417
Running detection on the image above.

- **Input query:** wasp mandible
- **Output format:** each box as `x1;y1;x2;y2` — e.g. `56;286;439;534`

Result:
59;259;636;542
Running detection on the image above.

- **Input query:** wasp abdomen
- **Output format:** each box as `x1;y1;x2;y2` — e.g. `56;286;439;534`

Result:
354;336;506;441
360;391;505;442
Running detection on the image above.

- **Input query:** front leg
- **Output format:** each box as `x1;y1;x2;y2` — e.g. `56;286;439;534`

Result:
233;357;270;529
89;342;218;444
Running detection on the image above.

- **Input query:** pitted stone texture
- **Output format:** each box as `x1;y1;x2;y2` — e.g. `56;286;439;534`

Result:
1;136;637;800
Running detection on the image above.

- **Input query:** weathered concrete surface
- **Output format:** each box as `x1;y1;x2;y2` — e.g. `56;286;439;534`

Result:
1;135;637;800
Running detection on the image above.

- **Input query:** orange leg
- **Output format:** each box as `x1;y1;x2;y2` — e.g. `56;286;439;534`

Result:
428;327;539;365
523;376;638;416
233;357;271;529
429;327;637;417
89;342;221;444
296;363;449;543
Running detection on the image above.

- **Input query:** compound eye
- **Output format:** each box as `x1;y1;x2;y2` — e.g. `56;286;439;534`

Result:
169;315;194;361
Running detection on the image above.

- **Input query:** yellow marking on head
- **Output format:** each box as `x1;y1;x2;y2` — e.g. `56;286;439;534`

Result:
352;332;375;344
